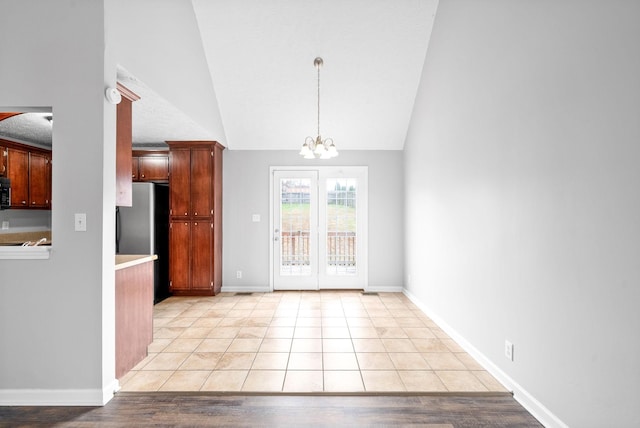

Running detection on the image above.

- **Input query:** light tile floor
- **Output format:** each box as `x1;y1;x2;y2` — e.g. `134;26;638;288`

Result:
119;291;508;393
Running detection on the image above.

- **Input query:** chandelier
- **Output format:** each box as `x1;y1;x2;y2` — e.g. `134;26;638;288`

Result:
299;57;338;159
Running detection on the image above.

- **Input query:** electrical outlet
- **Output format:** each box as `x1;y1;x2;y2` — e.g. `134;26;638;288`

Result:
252;214;261;222
505;340;514;361
236;270;242;279
1;220;8;230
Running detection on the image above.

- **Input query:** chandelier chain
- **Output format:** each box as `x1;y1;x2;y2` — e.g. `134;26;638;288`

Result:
317;62;321;137
300;56;337;159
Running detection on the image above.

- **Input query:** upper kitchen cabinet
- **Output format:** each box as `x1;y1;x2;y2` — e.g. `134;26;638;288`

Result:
0;144;6;177
167;147;191;217
27;151;51;208
115;83;140;207
7;147;28;207
168;144;219;218
132;151;169;183
3;141;52;209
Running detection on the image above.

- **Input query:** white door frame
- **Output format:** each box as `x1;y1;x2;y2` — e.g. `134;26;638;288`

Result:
269;166;368;292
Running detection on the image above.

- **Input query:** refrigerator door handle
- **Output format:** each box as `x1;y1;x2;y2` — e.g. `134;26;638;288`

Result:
115;207;121;253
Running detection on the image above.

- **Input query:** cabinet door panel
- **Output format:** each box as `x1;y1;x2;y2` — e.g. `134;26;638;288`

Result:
169;150;191;217
190;148;212;217
169;221;191;291
132;157;139;181
139;156;169;181
116;97;133;206
8;148;28;207
29;152;49;207
0;146;6;177
191;221;213;290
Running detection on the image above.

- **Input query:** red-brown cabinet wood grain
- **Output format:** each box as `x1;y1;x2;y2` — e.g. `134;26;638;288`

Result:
0;145;6;177
168;221;191;291
7;147;28;207
3;141;52;210
167;141;224;296
115;83;140;207
139;155;169;181
29;151;50;208
132;152;170;183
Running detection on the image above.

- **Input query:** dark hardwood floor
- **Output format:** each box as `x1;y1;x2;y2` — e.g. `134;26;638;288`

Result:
0;392;542;427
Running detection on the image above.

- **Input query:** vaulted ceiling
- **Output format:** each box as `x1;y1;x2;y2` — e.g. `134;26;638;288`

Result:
191;0;438;151
1;1;439;152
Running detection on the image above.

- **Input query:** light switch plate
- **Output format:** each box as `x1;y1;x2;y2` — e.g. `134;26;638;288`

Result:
75;213;87;231
252;214;261;222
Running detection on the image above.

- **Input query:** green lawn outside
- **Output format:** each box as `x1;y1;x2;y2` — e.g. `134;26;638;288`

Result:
281;203;356;231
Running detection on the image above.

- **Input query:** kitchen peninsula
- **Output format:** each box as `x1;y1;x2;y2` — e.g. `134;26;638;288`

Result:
115;254;157;379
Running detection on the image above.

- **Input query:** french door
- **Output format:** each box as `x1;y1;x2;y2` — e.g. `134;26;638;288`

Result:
271;167;367;290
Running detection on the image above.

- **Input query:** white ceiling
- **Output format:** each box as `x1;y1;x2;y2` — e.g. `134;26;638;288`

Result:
192;0;438;151
117;67;216;148
1;1;439;152
0;111;53;149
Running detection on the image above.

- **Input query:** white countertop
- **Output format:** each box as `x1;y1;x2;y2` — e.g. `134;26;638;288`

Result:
0;245;52;260
115;254;158;271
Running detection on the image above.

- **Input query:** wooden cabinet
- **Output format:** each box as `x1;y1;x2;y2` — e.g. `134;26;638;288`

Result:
167;141;224;296
115;83;140;207
168;221;190;291
3;142;51;209
7;148;28;207
191;220;214;290
28;151;50;208
139;155;169;181
168;148;191;217
169;220;213;291
115;256;155;379
131;157;139;181
132;151;169;182
169;146;213;218
0;145;6;177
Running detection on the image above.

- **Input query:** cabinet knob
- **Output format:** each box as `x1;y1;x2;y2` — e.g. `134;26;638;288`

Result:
184;212;188;216
141;174;145;178
21;200;26;205
194;212;198;216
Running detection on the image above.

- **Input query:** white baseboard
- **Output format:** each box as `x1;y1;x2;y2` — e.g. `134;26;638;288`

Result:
221;285;404;294
0;379;119;406
403;288;568;428
366;285;404;293
221;285;271;293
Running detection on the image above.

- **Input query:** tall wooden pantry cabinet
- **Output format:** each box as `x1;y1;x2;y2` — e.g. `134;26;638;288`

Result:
167;141;224;296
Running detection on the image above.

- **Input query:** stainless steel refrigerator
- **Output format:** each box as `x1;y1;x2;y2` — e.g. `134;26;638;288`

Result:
116;182;170;303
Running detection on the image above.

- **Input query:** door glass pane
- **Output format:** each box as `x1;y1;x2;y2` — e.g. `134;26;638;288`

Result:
280;178;311;275
326;178;357;275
